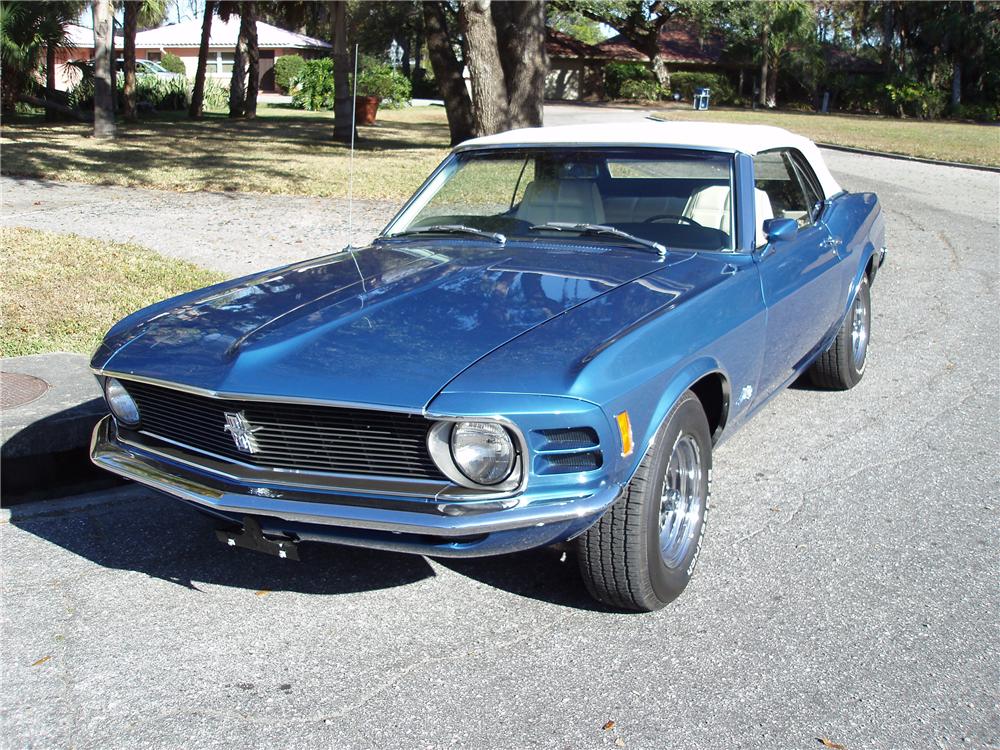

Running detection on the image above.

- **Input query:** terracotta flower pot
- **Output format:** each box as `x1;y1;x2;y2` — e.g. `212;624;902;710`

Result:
354;95;380;125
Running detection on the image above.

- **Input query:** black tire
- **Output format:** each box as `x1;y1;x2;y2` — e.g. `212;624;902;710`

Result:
809;276;871;390
576;391;712;612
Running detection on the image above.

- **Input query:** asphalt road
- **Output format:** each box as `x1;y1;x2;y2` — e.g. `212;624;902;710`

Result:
2;146;998;749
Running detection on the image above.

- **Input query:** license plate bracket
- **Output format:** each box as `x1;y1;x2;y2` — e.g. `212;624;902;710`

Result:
215;516;300;561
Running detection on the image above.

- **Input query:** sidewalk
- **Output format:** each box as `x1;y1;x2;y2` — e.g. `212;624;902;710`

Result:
1;176;397;277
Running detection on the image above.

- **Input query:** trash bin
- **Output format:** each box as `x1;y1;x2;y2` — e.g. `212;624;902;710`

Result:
693;87;711;111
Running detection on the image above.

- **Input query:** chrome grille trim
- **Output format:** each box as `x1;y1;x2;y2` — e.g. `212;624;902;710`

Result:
118;379;447;481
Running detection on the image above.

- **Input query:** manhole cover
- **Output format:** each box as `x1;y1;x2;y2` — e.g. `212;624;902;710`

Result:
0;372;50;409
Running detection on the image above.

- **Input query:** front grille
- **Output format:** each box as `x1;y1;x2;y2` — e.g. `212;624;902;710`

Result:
121;380;446;480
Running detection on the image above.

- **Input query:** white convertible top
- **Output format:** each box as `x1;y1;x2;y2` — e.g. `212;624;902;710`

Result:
457;120;842;199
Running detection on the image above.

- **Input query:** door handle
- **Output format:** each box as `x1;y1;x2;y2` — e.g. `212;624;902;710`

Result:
820;237;842;250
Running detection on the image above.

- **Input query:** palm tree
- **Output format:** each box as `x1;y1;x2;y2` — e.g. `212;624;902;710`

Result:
0;1;81;116
218;1;259;118
189;0;216;118
122;0;167;121
92;0;115;137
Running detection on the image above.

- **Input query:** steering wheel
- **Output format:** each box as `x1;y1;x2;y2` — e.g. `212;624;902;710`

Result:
643;214;701;226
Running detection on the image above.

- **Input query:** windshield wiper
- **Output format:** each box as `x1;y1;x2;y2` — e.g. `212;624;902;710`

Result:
386;225;506;245
530;223;666;257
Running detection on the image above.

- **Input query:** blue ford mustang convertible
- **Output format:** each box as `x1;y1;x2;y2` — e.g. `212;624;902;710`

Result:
91;122;885;611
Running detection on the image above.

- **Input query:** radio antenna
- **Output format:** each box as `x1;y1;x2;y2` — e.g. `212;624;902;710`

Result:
346;43;359;251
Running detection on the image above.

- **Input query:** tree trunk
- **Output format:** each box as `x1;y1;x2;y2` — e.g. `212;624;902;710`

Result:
123;1;138;121
423;1;474;145
881;2;895;75
491;0;545;129
45;43;57;122
110;17;117;103
189;0;214;118
228;11;248;117
242;2;259;118
92;0;116;138
20;94;92;122
331;0;353;143
459;0;509;137
650;56;670;87
951;59;962;108
765;58;778;108
758;25;769;108
400;36;411;78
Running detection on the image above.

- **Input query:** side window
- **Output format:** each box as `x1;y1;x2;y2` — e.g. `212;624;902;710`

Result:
753;150;812;234
789;152;823;223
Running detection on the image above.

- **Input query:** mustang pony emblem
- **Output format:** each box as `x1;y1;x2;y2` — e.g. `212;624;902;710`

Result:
223;411;263;454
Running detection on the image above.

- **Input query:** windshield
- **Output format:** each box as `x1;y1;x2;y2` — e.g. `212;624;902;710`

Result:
386;147;735;252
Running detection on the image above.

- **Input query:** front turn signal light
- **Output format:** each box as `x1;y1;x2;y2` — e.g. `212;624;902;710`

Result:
616;411;634;457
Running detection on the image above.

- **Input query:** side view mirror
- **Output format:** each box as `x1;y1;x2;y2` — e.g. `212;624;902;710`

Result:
763;217;798;242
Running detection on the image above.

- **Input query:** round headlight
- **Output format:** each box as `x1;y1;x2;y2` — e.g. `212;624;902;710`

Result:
450;421;516;486
104;378;140;426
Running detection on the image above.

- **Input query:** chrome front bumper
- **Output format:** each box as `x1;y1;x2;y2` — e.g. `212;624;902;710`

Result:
90;416;620;556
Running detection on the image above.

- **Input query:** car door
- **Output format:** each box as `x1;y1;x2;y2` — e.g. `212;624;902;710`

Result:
753;148;844;400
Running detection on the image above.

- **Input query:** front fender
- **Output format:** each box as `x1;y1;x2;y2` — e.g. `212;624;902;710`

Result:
602;357;730;487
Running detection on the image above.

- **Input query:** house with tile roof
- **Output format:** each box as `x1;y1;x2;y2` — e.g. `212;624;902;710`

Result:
53;16;330;93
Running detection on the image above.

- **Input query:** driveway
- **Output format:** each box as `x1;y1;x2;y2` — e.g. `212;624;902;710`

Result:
2;141;998;748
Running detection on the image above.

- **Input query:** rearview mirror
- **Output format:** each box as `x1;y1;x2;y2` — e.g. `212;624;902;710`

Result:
763;217;798;242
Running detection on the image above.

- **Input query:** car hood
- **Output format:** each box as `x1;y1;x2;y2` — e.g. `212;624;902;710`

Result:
97;241;687;410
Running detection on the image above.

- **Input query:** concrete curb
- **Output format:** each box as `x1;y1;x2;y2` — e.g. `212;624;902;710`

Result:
816;142;1000;173
1;352;119;503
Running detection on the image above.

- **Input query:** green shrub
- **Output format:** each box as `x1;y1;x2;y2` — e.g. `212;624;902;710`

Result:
884;79;947;119
291;57;335;110
355;58;411;108
619;79;664;101
827;73;885;115
136;74;190;110
159;52;186;75
200;78;229;112
273;54;305;93
604;61;654;99
668;71;736;105
949;102;999;122
68;69;191;112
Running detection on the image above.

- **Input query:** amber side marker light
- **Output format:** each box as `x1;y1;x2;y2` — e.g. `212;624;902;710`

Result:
616;411;634;457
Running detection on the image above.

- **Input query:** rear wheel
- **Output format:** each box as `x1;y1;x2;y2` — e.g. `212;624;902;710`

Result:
809;276;871;390
576;391;711;612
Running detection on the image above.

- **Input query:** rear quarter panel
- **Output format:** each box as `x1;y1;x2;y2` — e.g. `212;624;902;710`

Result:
823;191;885;308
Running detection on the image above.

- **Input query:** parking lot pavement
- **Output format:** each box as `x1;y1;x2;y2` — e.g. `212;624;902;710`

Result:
2;152;998;750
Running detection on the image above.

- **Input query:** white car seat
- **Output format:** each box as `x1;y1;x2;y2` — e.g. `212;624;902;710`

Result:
516;180;605;225
683;185;731;233
755;188;774;247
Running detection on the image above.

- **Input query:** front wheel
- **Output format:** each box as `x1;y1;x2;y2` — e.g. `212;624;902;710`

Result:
809;275;871;390
576;391;711;612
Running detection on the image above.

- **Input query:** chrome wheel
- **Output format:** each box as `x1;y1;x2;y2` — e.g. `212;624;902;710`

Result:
658;434;704;568
851;289;869;369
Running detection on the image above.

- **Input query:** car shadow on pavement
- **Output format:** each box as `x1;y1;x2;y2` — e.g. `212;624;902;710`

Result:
435;548;619;613
10;486;618;611
8;488;436;596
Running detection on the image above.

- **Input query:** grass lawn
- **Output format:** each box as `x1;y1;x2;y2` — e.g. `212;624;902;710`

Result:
0;105;452;201
0;227;223;358
654;105;1000;167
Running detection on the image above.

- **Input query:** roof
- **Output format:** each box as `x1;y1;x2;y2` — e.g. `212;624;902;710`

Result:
133;16;331;49
596;22;731;66
824;45;882;74
456;121;842;198
545;28;605;60
64;23;122;49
